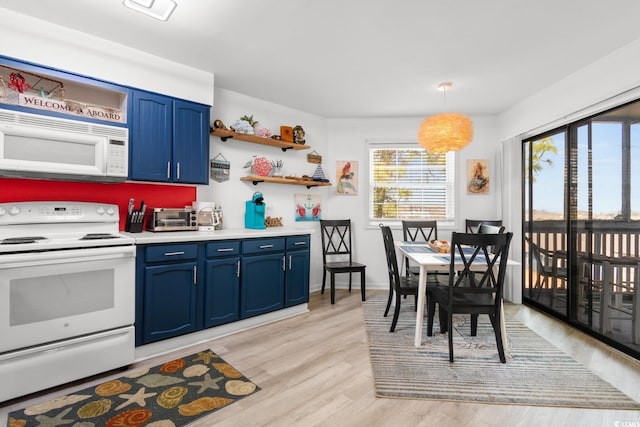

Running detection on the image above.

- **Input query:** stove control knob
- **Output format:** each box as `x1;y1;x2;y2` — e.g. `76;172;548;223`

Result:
106;207;116;216
0;207;6;216
96;206;105;215
9;206;20;216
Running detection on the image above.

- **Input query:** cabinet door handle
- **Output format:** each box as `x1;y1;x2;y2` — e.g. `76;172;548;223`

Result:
217;248;235;252
288;255;292;270
282;255;286;271
260;244;274;249
193;265;197;285
164;251;184;256
164;251;185;256
236;260;240;277
177;162;181;180
167;162;171;179
294;242;306;246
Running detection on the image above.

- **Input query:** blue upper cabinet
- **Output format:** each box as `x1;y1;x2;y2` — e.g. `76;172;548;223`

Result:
129;90;210;184
129;91;173;182
173;100;210;184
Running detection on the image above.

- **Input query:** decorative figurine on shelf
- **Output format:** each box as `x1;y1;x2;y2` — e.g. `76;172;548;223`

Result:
230;119;254;134
293;125;306;144
244;156;272;177
312;164;329;182
8;73;30;93
255;126;272;138
213;119;227;130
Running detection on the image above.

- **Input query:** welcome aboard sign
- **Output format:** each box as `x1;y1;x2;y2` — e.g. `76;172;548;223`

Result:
0;63;124;124
16;93;124;123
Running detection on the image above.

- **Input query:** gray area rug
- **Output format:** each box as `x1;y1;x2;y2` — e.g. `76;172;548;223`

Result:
363;295;640;409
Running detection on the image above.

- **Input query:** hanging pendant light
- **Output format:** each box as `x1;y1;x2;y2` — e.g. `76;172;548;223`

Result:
417;82;473;153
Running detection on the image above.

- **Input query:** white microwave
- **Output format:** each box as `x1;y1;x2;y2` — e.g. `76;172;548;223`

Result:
0;110;128;182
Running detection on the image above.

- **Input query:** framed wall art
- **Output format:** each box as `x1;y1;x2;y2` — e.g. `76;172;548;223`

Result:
467;159;489;194
294;193;322;221
336;160;358;195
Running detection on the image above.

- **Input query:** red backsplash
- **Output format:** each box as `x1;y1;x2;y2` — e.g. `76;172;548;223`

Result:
0;178;197;230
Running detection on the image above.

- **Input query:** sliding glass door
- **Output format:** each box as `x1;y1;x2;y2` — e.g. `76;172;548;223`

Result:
523;130;568;317
523;101;640;360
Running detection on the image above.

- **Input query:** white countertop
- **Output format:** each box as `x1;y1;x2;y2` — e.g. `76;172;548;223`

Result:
123;227;314;244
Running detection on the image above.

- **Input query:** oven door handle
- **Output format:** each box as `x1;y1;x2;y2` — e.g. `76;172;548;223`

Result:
0;245;135;269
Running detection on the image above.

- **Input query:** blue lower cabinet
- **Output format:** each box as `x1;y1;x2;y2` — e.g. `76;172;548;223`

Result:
136;243;200;346
204;241;241;327
285;235;310;306
135;236;310;346
241;238;286;318
142;261;198;344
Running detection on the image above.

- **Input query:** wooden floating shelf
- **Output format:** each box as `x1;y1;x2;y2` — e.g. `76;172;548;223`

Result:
241;175;332;188
211;128;310;151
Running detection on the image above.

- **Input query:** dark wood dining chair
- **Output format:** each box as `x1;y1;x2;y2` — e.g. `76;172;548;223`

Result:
465;219;502;234
426;231;513;363
401;220;438;277
319;219;366;304
379;224;419;332
478;223;505;234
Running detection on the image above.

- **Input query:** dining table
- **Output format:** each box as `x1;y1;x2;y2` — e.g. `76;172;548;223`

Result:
396;241;517;347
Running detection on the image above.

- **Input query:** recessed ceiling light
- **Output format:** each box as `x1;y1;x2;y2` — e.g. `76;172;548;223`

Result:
122;0;177;21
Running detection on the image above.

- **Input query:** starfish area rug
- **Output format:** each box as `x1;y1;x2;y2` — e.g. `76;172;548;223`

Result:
7;349;260;427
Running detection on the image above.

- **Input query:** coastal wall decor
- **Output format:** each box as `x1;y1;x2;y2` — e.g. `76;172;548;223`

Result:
294;193;321;221
467;159;489;194
336;160;358;195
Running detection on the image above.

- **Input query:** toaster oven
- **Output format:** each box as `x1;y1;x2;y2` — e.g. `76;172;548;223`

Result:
147;208;198;231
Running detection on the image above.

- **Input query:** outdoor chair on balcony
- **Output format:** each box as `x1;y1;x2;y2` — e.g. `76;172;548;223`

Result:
578;256;640;344
524;236;568;306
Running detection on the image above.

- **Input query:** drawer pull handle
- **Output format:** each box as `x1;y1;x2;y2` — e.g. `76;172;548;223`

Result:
217;248;235;252
259;244;274;249
164;251;185;256
294;242;306;246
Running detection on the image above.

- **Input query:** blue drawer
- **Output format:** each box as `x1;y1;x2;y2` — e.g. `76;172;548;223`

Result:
146;243;198;263
206;240;241;258
286;235;310;250
242;237;285;255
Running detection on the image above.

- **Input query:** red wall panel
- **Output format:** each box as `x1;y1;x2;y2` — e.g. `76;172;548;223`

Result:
0;178;197;230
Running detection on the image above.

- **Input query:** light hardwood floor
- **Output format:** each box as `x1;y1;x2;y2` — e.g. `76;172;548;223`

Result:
2;290;640;427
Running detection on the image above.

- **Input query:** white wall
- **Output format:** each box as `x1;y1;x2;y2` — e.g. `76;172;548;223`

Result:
0;8;213;105
200;88;330;289
499;37;640;140
326;116;502;291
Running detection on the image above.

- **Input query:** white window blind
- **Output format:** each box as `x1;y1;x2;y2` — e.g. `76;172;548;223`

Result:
368;143;455;223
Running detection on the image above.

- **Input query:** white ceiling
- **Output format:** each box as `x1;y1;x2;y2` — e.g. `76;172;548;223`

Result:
2;0;640;119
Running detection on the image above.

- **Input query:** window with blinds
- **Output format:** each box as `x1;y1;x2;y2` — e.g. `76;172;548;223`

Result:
368;144;455;223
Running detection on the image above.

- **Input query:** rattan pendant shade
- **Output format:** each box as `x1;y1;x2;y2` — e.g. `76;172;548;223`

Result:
417;82;473;153
417;113;473;153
